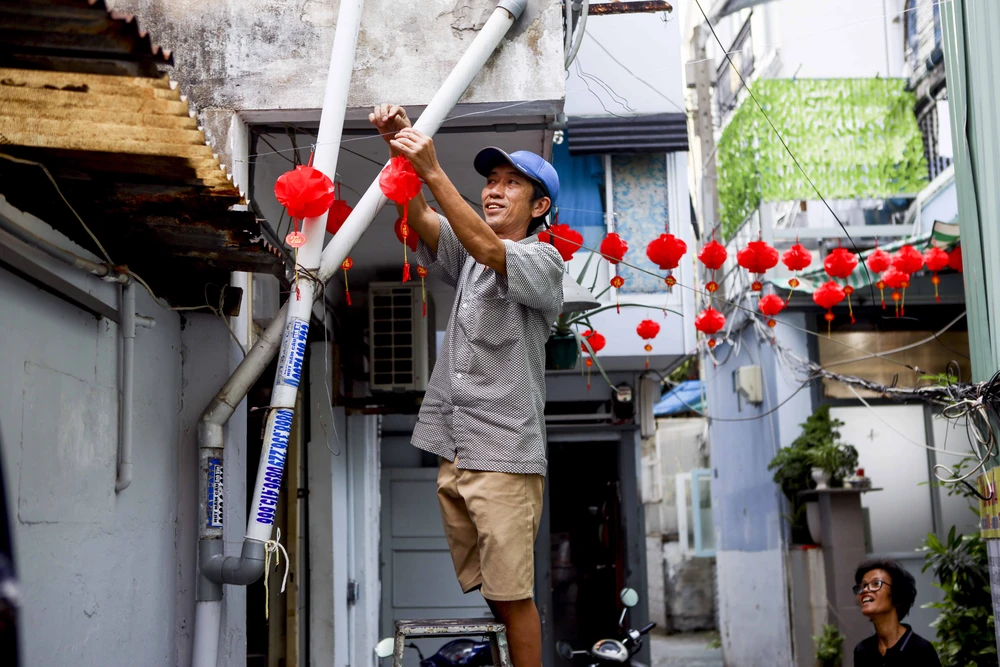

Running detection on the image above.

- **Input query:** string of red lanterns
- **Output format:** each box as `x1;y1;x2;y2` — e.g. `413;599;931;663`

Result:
823;244;859;324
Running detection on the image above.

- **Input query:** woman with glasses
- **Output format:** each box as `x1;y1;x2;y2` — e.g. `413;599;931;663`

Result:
853;558;941;666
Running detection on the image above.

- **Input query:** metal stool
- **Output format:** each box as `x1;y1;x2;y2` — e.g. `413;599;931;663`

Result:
393;618;513;667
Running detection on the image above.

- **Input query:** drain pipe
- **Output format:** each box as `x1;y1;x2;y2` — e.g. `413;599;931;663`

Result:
192;2;527;665
192;1;364;665
114;281;156;493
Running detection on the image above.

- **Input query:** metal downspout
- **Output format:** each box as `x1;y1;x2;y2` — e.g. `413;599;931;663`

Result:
191;2;527;664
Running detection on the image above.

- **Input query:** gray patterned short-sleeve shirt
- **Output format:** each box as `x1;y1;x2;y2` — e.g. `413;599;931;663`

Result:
411;215;564;475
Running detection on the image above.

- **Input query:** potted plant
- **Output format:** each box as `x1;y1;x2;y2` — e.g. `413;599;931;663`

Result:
546;244;669;373
814;624;844;667
767;406;858;544
807;443;858;490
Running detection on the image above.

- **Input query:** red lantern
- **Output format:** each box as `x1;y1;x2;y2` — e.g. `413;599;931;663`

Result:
781;242;811;299
647;233;688;270
866;245;892;309
637;319;661;369
882;266;910;318
698;237;727;295
539;223;583;261
610;275;626;313
647;233;687;291
948;245;963;272
600;233;628;265
581;329;606;390
694;307;726;349
380;157;423;280
326;199;352;235
824;247;858;279
892;245;924;275
341;257;354;306
581;329;606;353
417;265;429;317
275;165;338;220
812;281;845;336
924;247;949;303
275;164;338;249
758;294;785;328
737;238;779;291
823;246;858;323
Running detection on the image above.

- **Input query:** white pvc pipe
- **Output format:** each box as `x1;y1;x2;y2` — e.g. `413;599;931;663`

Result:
193;1;364;664
115;282;135;492
247;0;363;543
192;600;222;667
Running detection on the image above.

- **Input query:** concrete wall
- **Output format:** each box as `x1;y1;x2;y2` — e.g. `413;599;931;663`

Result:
0;200;249;666
0;264;182;666
705;311;813;667
663;542;716;633
564;5;685;117
107;0;565;118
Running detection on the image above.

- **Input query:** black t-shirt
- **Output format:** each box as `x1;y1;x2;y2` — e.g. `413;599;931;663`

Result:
854;625;942;667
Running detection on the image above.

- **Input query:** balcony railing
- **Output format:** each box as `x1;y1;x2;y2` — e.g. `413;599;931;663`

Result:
715;17;754;118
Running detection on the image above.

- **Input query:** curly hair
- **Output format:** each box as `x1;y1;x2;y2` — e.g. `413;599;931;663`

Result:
855;558;917;620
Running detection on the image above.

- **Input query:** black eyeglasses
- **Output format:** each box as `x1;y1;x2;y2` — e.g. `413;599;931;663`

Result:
853;579;891;596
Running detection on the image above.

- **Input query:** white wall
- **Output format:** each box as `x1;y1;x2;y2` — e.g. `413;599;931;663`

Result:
107;0;565;120
564;7;685;117
0;199;250;666
0;250;183;665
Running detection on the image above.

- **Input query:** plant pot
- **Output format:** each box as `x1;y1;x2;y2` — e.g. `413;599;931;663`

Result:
811;467;831;490
545;333;579;371
805;500;822;546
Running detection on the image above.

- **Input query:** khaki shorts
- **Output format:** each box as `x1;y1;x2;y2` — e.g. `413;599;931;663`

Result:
437;457;545;602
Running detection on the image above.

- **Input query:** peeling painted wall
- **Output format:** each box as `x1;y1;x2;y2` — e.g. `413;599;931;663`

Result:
106;0;565;117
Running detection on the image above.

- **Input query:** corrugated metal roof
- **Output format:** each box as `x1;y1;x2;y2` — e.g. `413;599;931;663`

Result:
0;0;282;309
567;113;689;155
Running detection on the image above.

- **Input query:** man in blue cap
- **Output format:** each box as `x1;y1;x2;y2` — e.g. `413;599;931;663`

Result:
371;105;563;667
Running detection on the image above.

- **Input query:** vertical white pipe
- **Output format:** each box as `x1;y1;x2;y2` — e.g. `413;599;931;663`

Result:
193;2;364;665
115;281;135;493
247;0;363;543
192;600;222;667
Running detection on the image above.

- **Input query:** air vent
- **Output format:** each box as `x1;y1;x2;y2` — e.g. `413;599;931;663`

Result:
368;283;432;392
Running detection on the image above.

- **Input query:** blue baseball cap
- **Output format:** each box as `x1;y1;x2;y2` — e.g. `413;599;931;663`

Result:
474;147;560;204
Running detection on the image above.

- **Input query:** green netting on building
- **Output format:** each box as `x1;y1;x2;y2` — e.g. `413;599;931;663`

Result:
717;78;929;239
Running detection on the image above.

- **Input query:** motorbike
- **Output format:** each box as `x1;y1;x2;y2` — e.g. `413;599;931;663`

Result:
556;587;656;667
375;636;493;667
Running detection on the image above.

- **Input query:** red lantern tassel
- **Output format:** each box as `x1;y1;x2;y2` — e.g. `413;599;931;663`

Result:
844;285;855;324
402;261;411;283
932;274;941;303
343;262;352;306
585;358;593;391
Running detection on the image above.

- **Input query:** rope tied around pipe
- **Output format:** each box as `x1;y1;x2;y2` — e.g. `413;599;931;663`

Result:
263;527;290;620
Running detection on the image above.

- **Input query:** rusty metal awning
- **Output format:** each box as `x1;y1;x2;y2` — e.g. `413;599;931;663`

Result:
0;0;282;309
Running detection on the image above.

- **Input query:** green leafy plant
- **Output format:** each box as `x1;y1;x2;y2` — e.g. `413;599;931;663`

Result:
767;406;858;542
813;624;844;667
808;443;859;479
547;245;680;381
921;468;997;667
716;78;929;239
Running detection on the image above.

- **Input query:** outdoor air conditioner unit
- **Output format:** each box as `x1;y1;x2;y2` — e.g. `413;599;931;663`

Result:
368;282;433;392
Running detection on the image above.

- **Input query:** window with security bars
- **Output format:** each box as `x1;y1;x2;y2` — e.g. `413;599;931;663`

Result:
368;284;430;391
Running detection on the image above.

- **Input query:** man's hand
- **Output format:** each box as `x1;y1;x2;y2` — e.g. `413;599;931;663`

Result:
390;128;442;181
369;104;411;152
